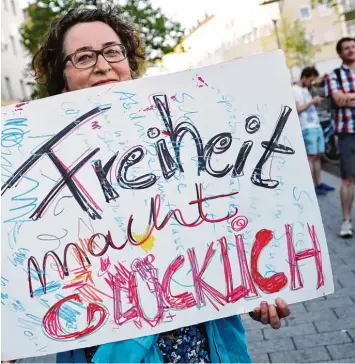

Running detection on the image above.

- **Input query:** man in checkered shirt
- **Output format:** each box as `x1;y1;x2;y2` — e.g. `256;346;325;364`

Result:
325;37;355;238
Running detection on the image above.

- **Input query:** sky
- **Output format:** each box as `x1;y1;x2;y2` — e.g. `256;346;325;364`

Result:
151;0;221;29
151;0;277;31
19;0;276;32
19;0;223;27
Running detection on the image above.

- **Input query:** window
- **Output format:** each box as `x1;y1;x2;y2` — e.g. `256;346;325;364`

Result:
263;24;272;37
20;80;27;100
1;42;8;52
306;30;316;45
318;0;333;16
10;0;16;15
10;35;17;55
299;5;312;20
346;20;355;36
342;0;355;13
253;28;259;40
5;77;14;100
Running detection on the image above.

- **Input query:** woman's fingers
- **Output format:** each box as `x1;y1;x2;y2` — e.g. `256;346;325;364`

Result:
275;297;290;318
268;304;281;329
260;301;269;325
249;307;261;321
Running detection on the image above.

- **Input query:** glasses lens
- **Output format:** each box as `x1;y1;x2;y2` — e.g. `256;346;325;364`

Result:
73;51;96;68
103;45;126;62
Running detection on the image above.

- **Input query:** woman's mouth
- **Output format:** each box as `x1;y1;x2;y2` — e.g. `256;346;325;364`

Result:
92;79;118;87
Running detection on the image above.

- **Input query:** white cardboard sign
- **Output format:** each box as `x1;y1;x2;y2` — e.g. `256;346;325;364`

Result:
1;51;334;360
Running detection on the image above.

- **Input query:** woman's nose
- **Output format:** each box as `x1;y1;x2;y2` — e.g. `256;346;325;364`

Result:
94;54;111;72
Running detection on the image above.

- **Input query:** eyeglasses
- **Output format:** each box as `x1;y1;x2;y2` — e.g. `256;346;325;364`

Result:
63;44;127;69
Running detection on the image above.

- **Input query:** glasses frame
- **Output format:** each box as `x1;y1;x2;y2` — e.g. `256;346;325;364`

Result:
63;44;127;70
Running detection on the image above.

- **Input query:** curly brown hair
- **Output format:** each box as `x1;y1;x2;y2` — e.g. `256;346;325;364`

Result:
32;6;145;96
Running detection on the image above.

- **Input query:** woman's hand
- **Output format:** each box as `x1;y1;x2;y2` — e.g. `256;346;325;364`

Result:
249;297;290;329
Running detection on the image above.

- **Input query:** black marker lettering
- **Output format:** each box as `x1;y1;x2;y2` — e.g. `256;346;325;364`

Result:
251;106;294;189
117;146;158;190
153;94;205;175
232;141;253;178
93;154;120;203
204;133;233;178
155;139;178;180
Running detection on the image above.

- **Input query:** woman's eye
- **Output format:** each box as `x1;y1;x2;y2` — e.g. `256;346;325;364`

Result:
77;53;93;63
105;49;122;57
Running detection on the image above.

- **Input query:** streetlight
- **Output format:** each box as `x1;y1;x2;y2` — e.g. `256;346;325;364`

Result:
260;0;283;49
272;19;281;48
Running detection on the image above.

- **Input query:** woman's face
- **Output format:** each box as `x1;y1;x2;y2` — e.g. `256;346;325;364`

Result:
63;21;132;92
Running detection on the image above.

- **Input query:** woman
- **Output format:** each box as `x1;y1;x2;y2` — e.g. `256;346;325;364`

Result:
18;6;290;363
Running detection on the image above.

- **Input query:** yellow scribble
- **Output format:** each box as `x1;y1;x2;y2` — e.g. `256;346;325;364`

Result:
133;226;156;252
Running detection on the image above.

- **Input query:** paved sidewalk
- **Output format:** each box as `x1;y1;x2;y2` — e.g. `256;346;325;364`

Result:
244;171;355;363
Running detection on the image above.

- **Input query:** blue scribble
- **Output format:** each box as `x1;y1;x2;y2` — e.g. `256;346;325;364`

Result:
292;187;312;202
174;93;195;104
32;281;61;297
1;293;9;305
177;183;186;193
1;148;13;183
264;264;278;278
12;300;25;312
4;175;40;224
1;276;9;286
8;247;29;267
1;118;29;149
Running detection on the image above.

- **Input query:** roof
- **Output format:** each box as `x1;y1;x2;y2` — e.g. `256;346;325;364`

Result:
182;14;215;43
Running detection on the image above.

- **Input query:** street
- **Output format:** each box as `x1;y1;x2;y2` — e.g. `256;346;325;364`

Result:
244;170;355;363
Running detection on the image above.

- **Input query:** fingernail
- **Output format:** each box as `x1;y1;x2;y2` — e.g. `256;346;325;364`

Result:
261;301;268;305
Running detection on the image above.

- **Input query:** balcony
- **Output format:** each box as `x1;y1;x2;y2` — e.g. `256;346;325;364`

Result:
342;0;355;21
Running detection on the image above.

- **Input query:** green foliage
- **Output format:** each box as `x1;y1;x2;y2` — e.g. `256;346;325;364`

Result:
263;18;321;69
310;0;337;8
281;19;321;68
21;0;184;98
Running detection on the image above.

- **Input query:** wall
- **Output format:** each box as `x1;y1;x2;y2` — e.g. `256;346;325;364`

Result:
1;0;32;103
280;0;343;77
147;0;345;80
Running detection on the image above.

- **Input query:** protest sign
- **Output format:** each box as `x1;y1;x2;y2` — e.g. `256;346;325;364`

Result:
1;50;334;360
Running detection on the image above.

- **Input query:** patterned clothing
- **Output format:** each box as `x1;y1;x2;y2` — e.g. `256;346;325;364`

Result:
84;325;211;363
85;346;98;363
325;64;355;134
158;325;211;363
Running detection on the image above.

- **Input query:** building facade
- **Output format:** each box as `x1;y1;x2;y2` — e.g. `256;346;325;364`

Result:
1;0;32;105
148;0;351;81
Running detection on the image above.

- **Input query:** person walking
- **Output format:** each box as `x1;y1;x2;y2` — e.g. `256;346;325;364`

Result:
325;37;355;238
293;66;335;196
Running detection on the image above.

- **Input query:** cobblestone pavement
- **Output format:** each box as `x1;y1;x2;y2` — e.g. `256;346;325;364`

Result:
244;171;355;363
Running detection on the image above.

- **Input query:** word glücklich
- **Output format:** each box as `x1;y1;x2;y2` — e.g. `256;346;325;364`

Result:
39;224;323;340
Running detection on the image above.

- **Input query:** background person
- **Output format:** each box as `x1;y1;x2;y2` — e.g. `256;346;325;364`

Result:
293;66;334;196
325;37;355;239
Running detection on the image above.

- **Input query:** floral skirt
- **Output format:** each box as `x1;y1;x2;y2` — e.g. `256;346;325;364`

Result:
158;324;211;363
84;324;211;363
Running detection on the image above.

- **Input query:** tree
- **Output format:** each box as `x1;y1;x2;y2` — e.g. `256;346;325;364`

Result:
263;19;321;69
311;0;337;8
282;19;321;68
21;0;184;98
